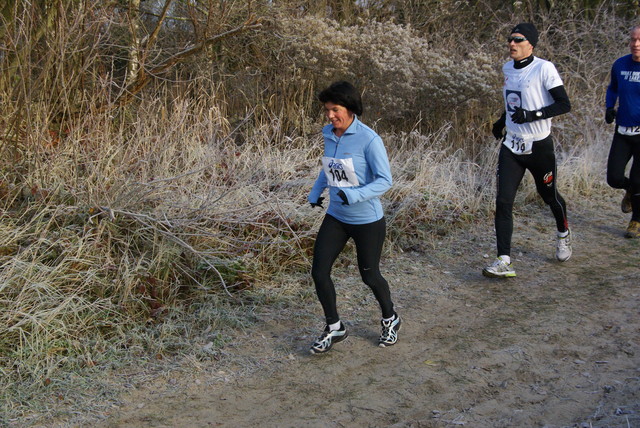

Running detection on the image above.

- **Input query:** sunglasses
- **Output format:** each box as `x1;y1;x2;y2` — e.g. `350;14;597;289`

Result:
507;36;528;43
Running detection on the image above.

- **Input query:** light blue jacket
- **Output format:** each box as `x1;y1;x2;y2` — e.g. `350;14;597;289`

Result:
308;116;392;225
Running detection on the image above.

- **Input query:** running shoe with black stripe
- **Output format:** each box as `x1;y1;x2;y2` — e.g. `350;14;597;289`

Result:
309;322;348;354
378;314;401;347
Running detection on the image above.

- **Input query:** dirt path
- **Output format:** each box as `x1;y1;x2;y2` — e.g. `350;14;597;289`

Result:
96;197;639;428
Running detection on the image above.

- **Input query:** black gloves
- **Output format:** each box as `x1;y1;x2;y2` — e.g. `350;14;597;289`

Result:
605;107;616;124
337;190;349;205
311;193;349;207
310;197;324;208
511;107;537;124
492;114;506;139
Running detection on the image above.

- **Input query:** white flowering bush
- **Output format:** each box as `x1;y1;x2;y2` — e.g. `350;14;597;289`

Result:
276;16;501;127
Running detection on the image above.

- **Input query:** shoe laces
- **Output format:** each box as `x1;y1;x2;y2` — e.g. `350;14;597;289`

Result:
557;234;570;250
380;323;398;344
313;331;332;350
316;323;343;340
491;258;508;268
381;317;397;335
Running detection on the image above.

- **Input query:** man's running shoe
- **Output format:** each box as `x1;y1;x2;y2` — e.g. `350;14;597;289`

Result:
378;314;401;347
626;220;640;238
482;257;516;278
622;189;632;214
309;322;348;354
556;230;572;262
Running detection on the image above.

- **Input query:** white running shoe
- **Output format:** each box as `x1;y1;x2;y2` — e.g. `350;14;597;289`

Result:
310;323;348;354
556;230;572;262
482;256;516;278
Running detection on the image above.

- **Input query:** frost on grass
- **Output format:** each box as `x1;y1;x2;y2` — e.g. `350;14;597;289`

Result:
278;17;498;124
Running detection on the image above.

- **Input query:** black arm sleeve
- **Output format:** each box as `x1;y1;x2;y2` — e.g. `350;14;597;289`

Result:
540;85;571;119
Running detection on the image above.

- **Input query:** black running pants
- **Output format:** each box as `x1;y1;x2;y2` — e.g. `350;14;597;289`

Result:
495;136;568;256
607;131;640;221
311;214;394;325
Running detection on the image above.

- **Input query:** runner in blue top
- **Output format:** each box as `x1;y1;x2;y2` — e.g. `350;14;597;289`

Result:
307;81;400;354
605;25;640;238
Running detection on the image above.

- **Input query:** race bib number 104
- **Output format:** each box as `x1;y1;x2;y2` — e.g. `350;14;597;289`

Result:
322;157;360;188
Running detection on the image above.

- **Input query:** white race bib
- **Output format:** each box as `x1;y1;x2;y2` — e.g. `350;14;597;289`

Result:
322;157;359;188
618;126;640;136
503;131;534;155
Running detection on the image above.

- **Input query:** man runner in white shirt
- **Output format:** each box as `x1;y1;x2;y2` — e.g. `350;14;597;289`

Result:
484;22;572;278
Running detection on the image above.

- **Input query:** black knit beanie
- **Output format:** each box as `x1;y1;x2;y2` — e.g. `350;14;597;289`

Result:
511;22;538;47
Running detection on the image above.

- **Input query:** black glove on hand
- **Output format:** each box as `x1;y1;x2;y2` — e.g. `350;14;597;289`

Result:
492;118;505;140
310;197;324;208
511;107;535;124
605;107;616;124
337;190;349;205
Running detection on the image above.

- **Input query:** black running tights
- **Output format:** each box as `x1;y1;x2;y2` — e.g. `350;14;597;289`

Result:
495;136;568;257
607;131;640;221
311;214;394;325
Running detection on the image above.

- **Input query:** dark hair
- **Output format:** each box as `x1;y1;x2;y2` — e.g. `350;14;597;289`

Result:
318;81;363;116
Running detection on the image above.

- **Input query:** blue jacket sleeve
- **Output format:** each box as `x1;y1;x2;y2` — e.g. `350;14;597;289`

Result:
341;136;392;204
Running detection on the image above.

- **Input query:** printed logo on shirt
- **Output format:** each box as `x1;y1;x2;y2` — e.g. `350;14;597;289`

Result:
621;71;640;83
506;90;522;112
543;171;554;187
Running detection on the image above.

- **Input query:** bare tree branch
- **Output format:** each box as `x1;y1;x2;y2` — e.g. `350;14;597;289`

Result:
105;15;262;111
143;0;173;61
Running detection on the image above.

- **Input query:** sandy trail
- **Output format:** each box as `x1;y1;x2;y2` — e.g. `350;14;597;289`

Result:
96;199;639;428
